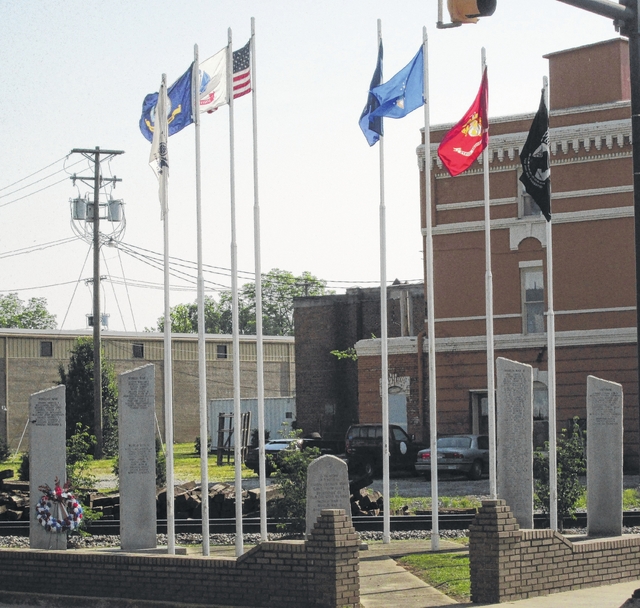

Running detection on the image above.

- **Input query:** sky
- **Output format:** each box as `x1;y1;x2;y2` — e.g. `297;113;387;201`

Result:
0;0;618;333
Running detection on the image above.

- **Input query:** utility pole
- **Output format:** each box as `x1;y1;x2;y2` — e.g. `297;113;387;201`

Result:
70;147;124;458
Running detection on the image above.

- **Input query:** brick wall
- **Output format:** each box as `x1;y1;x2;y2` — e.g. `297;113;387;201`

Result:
0;510;359;608
470;499;640;603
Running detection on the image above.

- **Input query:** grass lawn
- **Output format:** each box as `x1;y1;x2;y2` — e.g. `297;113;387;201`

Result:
2;443;258;488
398;552;471;603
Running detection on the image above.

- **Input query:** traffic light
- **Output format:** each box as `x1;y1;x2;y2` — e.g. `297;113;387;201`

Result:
447;0;497;24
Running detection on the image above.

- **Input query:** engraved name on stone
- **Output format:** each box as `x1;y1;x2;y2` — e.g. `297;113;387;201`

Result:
127;377;150;410
125;443;152;475
307;472;344;509
33;397;63;427
591;387;622;426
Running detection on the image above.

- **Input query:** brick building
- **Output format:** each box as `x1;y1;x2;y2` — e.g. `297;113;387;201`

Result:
355;38;640;468
0;328;295;449
293;283;423;443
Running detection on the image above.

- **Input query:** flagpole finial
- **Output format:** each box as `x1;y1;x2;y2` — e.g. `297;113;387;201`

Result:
481;47;487;70
377;18;381;38
251;16;255;35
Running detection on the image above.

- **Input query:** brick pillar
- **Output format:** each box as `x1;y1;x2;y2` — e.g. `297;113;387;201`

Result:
469;499;522;603
306;508;360;608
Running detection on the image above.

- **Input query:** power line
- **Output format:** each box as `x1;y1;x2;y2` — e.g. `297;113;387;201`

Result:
0;237;79;260
0;155;70;193
0;176;70;209
0;159;85;200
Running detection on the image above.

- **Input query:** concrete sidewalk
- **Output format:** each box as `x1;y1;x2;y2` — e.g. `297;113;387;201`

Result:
360;539;640;608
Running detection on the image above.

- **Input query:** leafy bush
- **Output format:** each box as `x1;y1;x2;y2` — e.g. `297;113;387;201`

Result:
18;453;29;481
534;417;586;529
268;430;320;534
66;423;97;491
194;436;212;454
0;438;10;463
156;437;167;488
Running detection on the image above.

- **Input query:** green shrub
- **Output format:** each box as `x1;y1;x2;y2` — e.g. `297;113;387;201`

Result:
66;423;97;491
194;436;212;454
534;417;586;529
0;438;10;463
18;453;29;481
268;431;320;534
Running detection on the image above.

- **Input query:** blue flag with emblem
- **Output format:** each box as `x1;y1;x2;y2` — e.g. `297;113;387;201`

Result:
139;63;194;142
369;46;424;121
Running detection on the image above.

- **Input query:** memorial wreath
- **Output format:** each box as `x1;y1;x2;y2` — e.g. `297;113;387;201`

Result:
35;477;83;533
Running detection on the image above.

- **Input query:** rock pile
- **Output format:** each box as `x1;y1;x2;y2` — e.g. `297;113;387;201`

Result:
0;473;29;522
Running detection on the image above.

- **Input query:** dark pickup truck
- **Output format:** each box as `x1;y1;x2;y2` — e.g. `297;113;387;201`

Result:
345;423;428;477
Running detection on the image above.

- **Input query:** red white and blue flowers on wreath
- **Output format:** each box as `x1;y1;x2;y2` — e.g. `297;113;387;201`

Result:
35;478;83;533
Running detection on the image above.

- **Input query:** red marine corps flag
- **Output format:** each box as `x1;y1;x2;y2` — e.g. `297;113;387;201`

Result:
437;67;488;176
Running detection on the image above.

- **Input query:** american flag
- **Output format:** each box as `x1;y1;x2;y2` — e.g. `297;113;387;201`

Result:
232;41;251;100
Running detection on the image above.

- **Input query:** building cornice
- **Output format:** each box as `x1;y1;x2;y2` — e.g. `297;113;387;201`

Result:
424;205;633;238
355;327;636;356
418;116;632;172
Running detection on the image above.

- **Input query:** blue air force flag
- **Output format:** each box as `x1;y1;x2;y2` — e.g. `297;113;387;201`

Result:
369;46;424;121
139;63;194;142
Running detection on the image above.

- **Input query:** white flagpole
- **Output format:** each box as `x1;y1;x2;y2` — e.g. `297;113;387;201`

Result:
423;27;440;552
375;18;391;546
159;72;176;555
228;29;244;558
544;75;558;531
193;44;210;556
250;17;267;543
482;48;497;501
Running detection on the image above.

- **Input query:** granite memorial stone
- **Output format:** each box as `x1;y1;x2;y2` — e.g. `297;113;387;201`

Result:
587;374;623;537
305;454;351;538
496;357;534;528
29;385;67;550
119;364;157;551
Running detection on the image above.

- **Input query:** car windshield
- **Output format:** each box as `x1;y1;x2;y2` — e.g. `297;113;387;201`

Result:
438;437;472;449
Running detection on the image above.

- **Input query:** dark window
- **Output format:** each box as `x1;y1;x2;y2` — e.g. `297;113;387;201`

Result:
392;427;410;443
217;344;228;359
40;341;53;357
477;436;489;450
132;343;144;359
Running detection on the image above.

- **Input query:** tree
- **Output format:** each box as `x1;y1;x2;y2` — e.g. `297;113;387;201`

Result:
58;338;118;457
154;296;231;334
0;293;56;329
151;268;329;336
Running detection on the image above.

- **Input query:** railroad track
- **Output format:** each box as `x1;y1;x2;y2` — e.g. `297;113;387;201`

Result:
4;511;640;537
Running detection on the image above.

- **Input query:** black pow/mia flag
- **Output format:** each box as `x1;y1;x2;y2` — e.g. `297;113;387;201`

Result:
520;90;551;221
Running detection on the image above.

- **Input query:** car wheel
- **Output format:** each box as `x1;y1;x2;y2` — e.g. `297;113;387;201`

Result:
468;460;483;481
362;460;375;478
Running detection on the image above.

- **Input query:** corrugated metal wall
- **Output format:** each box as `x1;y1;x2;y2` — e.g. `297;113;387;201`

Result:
208;397;296;445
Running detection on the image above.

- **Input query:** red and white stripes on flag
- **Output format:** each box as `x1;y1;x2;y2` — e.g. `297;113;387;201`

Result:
232;41;251;99
199;40;251;113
